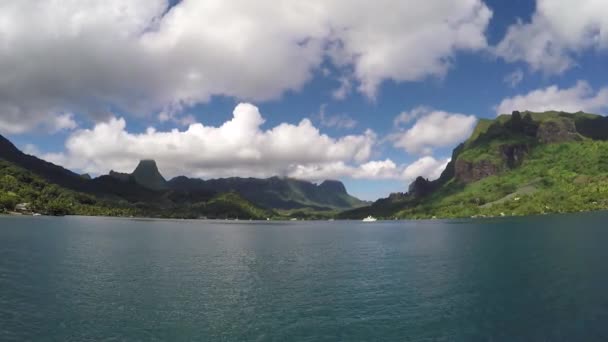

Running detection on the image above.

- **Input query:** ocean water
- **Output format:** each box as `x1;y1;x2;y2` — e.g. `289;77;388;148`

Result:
1;213;608;341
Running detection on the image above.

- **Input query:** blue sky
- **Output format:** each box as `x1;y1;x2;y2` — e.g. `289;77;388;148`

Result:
1;0;608;200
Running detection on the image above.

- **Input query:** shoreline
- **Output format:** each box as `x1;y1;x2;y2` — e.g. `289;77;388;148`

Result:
3;208;608;222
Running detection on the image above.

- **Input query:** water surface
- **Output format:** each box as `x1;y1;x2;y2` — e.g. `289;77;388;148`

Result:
2;213;608;341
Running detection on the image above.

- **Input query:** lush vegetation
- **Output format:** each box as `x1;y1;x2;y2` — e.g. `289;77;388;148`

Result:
396;141;608;219
342;111;608;220
7;110;608;221
0;160;273;219
0;160;135;216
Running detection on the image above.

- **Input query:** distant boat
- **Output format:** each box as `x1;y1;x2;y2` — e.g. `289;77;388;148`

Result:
362;216;377;222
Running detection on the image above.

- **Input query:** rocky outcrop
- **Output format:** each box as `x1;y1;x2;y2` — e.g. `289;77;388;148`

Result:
499;144;529;168
408;176;434;198
454;159;500;183
537;119;581;144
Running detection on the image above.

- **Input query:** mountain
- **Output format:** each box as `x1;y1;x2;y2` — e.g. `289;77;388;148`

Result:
130;160;168;191
1;133;365;217
341;111;608;219
168;176;366;210
0;134;167;202
0;157;272;219
0;134;90;190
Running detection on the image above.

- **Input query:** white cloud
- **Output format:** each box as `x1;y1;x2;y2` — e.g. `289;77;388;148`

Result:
402;156;450;183
495;0;608;74
0;0;492;133
40;102;450;184
51;113;78;132
495;81;608;115
393;106;428;128
44;103;376;179
391;107;477;154
287;157;449;184
317;104;357;130
504;69;524;88
325;1;492;98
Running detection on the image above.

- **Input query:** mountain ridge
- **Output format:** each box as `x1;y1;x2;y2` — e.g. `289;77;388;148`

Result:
0;134;366;213
341;110;608;219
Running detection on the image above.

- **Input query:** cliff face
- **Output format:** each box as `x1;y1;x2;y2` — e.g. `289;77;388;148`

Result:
537;119;582;144
454;143;530;183
454;160;500;183
452;111;592;183
340;110;608;220
408;176;434;197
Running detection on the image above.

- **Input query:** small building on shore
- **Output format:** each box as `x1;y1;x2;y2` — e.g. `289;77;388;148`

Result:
15;203;30;213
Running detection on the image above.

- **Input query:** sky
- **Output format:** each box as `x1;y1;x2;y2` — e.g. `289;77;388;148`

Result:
1;0;608;200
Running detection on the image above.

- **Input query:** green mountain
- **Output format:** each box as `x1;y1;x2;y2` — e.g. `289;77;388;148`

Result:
0;158;273;219
131;160;168;190
0;133;365;217
168;176;366;210
341;111;608;219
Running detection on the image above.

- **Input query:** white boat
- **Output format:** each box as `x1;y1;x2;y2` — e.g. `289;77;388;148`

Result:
362;216;377;222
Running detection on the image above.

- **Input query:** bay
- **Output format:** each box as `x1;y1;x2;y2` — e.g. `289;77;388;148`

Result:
1;213;608;341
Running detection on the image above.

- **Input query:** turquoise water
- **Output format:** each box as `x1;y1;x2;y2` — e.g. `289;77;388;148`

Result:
1;213;608;341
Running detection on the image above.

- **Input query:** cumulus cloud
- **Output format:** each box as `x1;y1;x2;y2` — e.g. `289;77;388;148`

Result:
39;102;449;184
390;107;477;154
288;160;399;181
0;0;492;133
287;157;449;184
393;106;428;128
43;103;376;179
495;81;608;115
402;156;450;183
495;0;608;74
325;1;492;97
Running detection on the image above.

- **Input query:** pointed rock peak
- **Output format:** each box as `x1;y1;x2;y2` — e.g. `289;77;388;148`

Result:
135;159;159;170
131;159;167;190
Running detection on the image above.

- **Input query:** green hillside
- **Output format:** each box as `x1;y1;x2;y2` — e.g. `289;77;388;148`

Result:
341;111;608;219
0;159;272;219
0;132;364;218
0;159;135;216
168;176;367;210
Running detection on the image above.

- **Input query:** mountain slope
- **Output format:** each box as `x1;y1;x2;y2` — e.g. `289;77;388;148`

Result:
0;159;136;216
341;111;608;219
0;158;271;219
168;176;367;210
1;134;365;216
0;134;90;190
0;134;162;201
